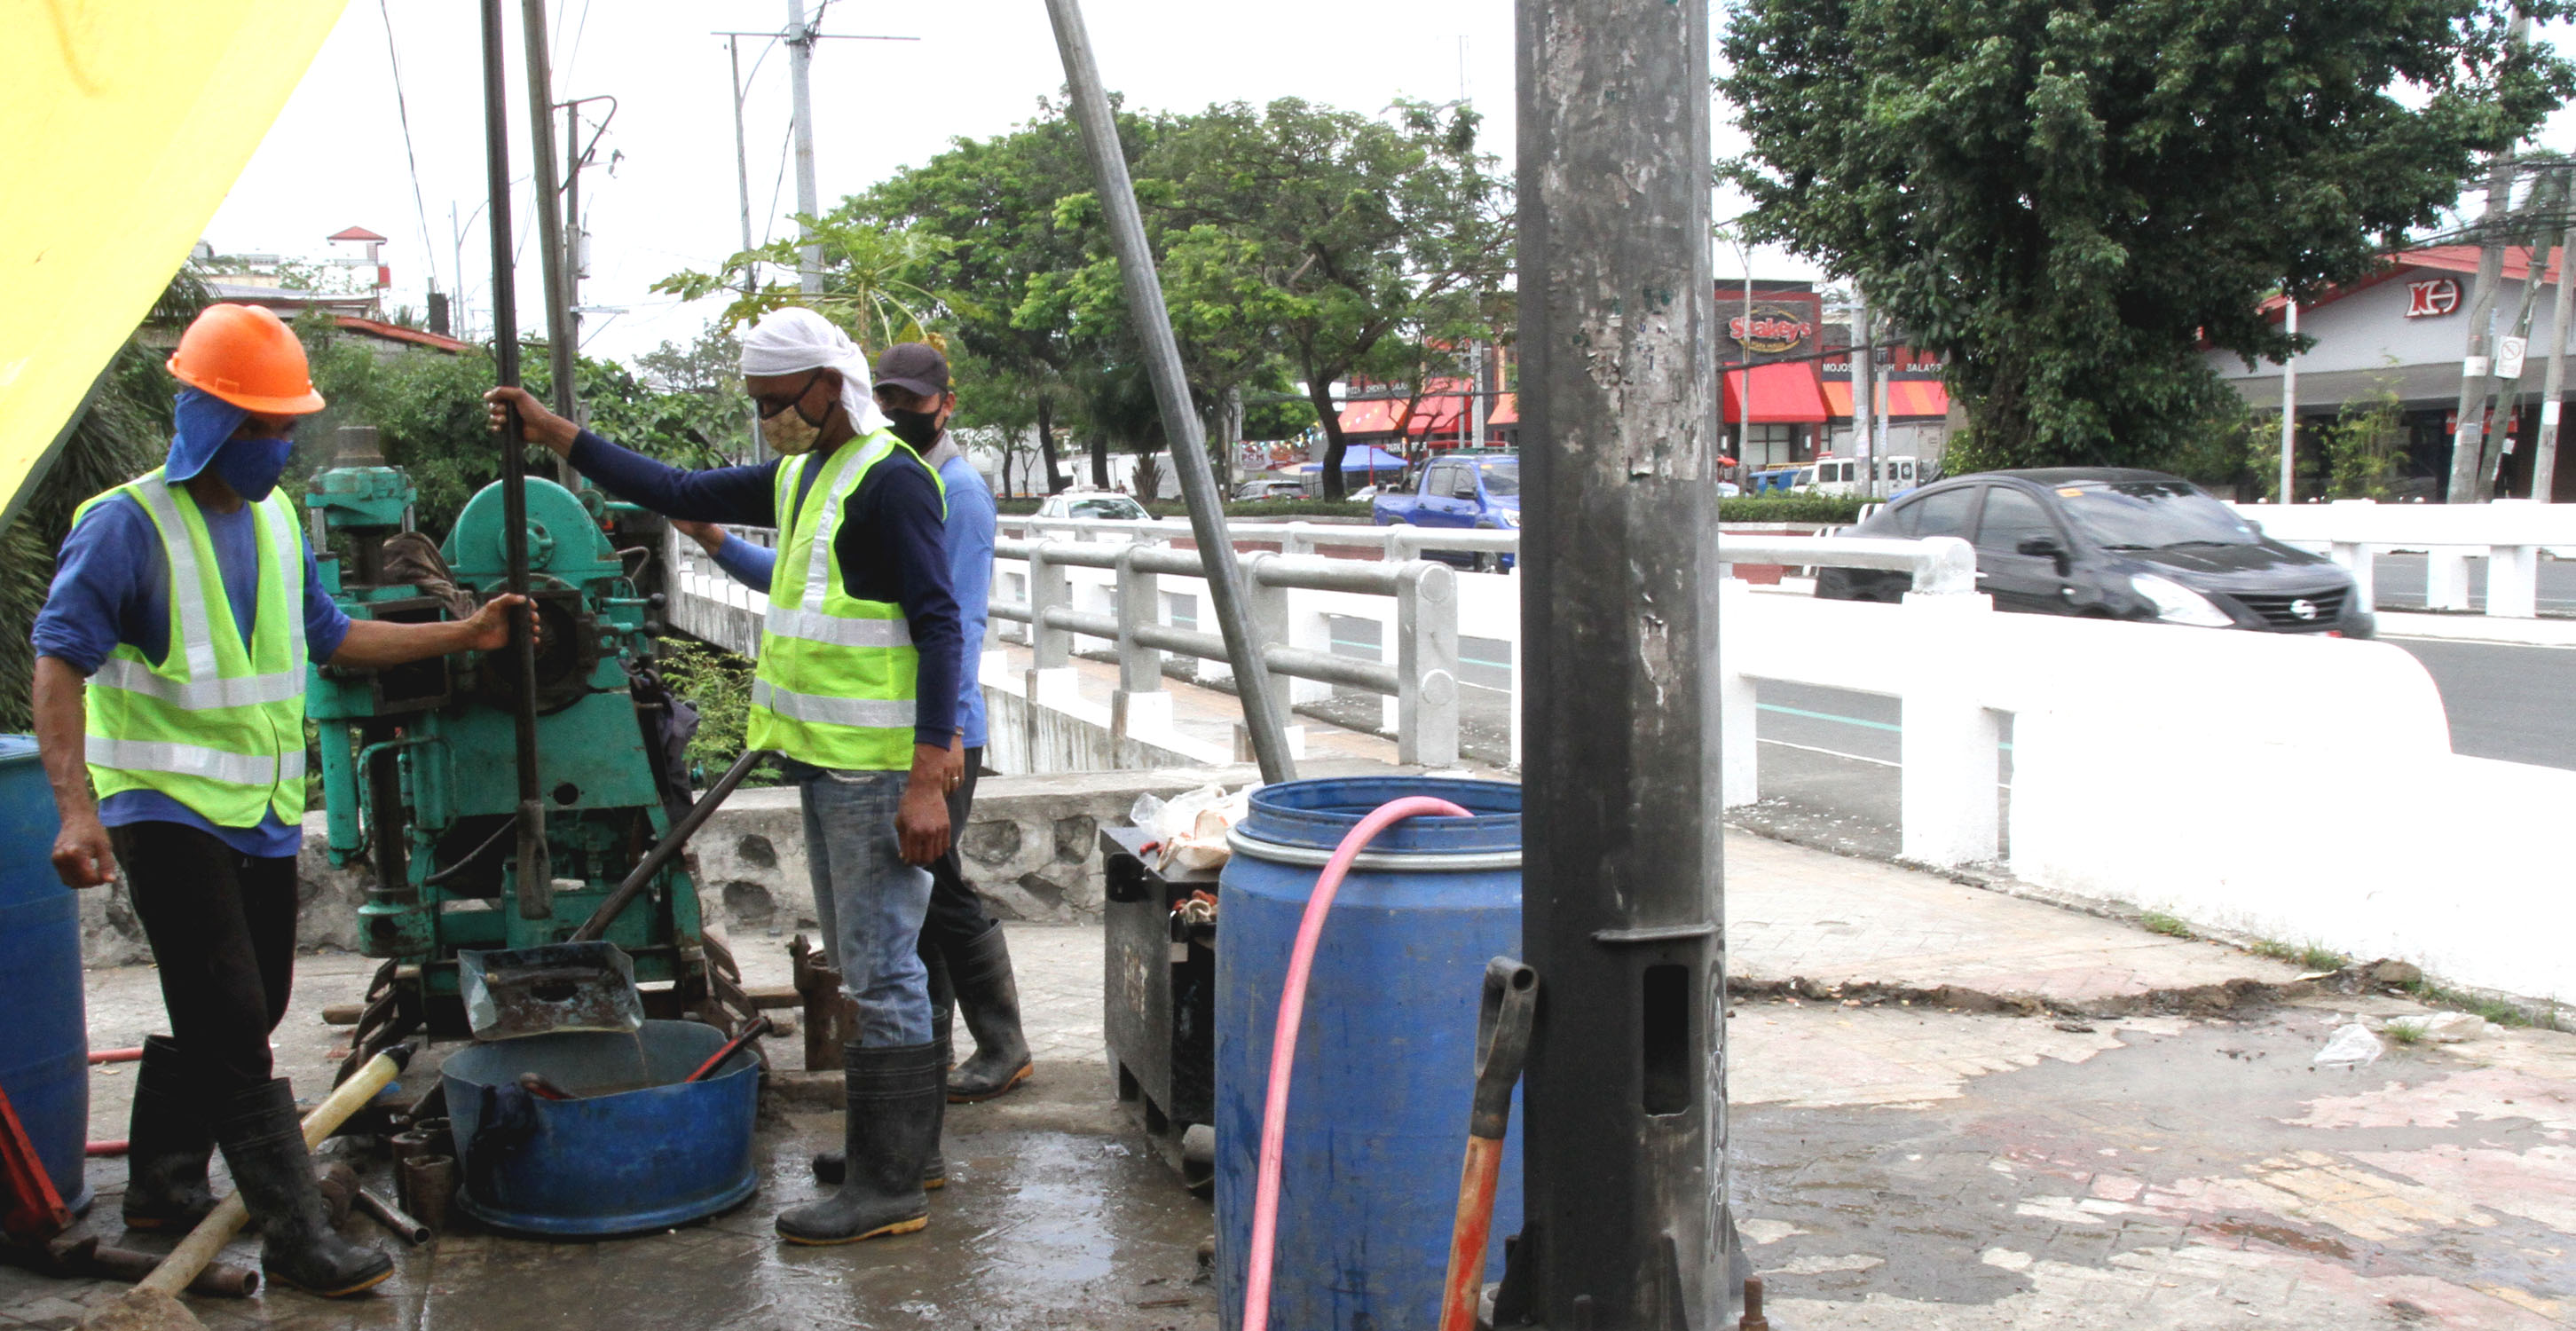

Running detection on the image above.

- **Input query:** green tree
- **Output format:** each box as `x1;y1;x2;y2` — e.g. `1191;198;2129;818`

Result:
1721;0;2574;471
855;99;1180;494
1146;98;1512;500
651;218;949;356
2323;376;2407;499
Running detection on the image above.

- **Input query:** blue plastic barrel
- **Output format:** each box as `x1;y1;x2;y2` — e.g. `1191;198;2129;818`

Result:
442;1020;760;1236
0;736;90;1214
1215;776;1522;1331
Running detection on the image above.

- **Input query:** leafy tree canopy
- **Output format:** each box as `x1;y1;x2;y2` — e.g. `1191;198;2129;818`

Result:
1721;0;2576;471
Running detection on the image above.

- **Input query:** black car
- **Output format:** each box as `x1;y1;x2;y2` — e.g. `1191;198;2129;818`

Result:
1816;469;2375;638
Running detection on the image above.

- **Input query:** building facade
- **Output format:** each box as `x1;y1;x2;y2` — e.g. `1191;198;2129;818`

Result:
2208;246;2575;501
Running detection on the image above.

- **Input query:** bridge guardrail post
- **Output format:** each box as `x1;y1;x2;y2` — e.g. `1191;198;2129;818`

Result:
2489;543;2540;618
1026;540;1073;672
1395;559;1460;768
1717;579;1756;808
1110;546;1170;747
1896;587;2002;866
1240;553;1302;754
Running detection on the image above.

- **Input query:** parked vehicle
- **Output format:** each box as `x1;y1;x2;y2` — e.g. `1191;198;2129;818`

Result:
1035;491;1151;523
1801;455;1925;497
1234;479;1309;503
1371;453;1520;571
1815;468;2375;637
1747;466;1812;494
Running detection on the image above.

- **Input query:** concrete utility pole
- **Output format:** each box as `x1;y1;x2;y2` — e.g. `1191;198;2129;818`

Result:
1042;0;1298;786
2281;300;2298;503
2538;224;2575;502
2448;10;2532;503
1504;0;1731;1326
1852;287;1874;495
785;0;822;295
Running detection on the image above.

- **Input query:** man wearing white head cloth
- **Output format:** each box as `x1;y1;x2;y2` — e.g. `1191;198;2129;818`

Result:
486;306;961;1247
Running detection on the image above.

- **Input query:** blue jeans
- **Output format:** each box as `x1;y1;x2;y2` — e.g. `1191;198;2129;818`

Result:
788;759;934;1046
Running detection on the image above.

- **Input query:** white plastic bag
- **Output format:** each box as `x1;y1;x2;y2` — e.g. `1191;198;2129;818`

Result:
1128;782;1261;873
2313;1022;2384;1069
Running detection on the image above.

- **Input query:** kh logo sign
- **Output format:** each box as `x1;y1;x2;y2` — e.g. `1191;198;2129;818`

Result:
1729;304;1816;354
2406;278;2461;318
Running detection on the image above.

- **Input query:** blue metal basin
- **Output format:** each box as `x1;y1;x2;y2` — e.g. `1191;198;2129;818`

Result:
442;1020;759;1237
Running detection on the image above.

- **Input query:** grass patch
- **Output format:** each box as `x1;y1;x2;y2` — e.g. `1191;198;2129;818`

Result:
2139;910;2194;938
2383;1020;2427;1046
2248;938;2349;971
2404;979;2547;1029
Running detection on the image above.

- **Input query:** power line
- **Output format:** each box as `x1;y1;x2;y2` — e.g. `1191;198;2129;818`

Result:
376;0;440;294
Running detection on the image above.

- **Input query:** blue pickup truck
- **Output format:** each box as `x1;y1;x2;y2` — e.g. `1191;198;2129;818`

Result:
1371;453;1520;570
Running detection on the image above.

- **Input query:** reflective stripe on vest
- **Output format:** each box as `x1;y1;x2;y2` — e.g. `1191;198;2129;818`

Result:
744;433;945;770
77;472;309;828
83;736;308;788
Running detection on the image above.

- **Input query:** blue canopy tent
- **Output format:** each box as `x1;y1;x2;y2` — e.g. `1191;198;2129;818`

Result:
1295;445;1408;475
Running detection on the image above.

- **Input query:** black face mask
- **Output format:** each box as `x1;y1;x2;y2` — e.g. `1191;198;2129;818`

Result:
884;407;940;449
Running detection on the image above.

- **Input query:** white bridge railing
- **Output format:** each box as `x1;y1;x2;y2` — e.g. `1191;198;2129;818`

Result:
2230;499;2576;618
660;517;2572;1001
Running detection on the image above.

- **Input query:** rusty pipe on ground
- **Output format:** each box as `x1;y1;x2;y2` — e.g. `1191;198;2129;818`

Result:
1436;957;1538;1331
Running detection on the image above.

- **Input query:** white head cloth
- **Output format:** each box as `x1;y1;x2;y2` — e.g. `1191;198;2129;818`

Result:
738;307;884;435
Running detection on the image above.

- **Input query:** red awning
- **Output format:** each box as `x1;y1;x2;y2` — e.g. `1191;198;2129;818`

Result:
1819;379;1950;420
1720;362;1830;423
1338;398;1406;435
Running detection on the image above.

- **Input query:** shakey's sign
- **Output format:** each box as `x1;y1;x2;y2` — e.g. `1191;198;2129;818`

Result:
1729;304;1816;354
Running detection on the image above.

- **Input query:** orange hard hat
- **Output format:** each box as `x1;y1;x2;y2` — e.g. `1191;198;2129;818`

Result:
165;303;327;414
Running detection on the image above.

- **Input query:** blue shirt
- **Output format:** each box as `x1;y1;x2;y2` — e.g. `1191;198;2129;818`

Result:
704;439;996;748
567;429;960;748
32;491;354;858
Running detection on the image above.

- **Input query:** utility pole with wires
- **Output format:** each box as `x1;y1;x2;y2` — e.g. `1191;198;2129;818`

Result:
2538;220;2576;502
2447;7;2532;504
713;13;918;300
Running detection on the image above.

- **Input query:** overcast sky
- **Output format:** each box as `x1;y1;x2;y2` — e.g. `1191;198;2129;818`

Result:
206;2;2576;369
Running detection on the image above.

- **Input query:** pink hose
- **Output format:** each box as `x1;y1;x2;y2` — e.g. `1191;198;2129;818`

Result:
1242;795;1474;1331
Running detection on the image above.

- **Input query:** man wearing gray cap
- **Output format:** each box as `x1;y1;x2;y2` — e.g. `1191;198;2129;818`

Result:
485;306;961;1247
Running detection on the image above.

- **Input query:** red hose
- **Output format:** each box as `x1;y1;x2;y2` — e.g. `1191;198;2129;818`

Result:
1242;795;1473;1331
88;1048;142;1066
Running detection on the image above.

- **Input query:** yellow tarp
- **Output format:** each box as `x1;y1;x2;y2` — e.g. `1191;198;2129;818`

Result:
0;0;350;524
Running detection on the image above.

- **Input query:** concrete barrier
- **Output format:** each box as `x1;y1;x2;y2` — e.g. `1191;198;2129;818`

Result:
2229;498;2576;618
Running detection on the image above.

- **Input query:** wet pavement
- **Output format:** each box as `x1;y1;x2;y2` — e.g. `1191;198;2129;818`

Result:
14;837;2575;1328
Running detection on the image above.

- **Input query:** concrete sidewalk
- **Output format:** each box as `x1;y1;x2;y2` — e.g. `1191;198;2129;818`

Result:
8;828;2572;1328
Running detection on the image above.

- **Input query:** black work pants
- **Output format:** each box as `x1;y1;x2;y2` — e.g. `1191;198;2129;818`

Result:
918;748;996;977
111;822;299;1099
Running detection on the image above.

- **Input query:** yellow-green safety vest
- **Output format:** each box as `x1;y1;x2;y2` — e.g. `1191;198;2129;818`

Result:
746;431;946;770
76;469;309;828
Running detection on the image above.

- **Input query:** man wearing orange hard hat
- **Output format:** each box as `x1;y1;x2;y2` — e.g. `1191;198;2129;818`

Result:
29;303;530;1298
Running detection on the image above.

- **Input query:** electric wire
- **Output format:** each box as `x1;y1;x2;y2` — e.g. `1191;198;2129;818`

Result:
376;0;441;299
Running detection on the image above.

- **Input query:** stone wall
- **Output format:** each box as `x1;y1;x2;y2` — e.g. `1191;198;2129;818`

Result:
75;767;1264;967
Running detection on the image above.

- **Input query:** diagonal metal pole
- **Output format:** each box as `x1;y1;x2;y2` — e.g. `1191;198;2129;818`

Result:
480;0;550;916
1040;0;1296;784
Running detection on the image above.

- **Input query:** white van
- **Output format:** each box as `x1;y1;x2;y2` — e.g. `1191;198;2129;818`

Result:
1801;456;1923;497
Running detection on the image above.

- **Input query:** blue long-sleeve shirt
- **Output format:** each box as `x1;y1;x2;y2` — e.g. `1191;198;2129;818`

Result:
704;440;996;747
32;492;354;856
567;430;959;748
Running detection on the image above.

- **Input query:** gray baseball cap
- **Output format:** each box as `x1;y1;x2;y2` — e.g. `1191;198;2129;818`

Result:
873;342;950;398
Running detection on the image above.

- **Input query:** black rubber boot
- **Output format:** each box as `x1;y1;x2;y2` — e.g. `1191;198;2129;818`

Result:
213;1080;393;1297
815;960;949;1190
121;1036;217;1232
946;925;1033;1102
777;1042;941;1245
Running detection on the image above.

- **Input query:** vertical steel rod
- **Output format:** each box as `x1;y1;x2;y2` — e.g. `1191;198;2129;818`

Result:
480;0;550;916
1040;0;1297;784
1509;0;1728;1325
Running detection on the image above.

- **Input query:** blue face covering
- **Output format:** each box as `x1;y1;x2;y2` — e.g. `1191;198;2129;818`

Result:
209;435;295;503
165;387;253;483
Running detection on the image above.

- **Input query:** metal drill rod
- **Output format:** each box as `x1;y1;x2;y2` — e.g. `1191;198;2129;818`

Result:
1040;0;1297;785
480;0;550;918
